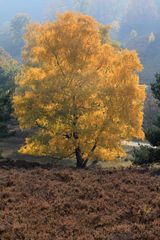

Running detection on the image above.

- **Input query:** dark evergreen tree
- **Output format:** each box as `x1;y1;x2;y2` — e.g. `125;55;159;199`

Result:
133;73;160;166
0;48;17;136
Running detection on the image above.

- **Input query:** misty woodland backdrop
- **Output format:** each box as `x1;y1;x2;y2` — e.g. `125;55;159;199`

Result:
1;0;160;83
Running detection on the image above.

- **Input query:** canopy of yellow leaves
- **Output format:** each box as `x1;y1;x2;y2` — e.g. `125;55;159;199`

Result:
13;12;145;163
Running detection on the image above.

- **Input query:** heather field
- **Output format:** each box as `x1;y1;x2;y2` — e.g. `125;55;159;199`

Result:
0;166;160;240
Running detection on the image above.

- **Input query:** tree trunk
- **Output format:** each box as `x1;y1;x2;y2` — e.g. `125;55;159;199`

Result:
75;147;87;169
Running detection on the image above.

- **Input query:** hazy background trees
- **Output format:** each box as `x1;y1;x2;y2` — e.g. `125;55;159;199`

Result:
0;48;18;135
1;0;160;83
120;0;160;40
0;13;30;60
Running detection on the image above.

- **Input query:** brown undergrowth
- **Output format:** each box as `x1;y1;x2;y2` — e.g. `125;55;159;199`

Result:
0;166;160;240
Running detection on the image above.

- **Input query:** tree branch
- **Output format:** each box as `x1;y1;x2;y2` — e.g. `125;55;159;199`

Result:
52;51;66;78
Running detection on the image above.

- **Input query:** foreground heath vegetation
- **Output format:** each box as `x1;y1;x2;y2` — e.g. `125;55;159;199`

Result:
0;167;160;240
13;12;145;168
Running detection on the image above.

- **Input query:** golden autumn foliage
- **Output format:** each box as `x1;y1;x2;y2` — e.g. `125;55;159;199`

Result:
13;12;145;168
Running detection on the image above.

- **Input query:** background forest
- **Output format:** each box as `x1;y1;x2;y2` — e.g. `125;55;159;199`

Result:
0;0;160;83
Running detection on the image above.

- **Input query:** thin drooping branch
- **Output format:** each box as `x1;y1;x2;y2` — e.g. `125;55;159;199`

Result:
84;113;109;165
52;51;66;78
35;121;60;137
